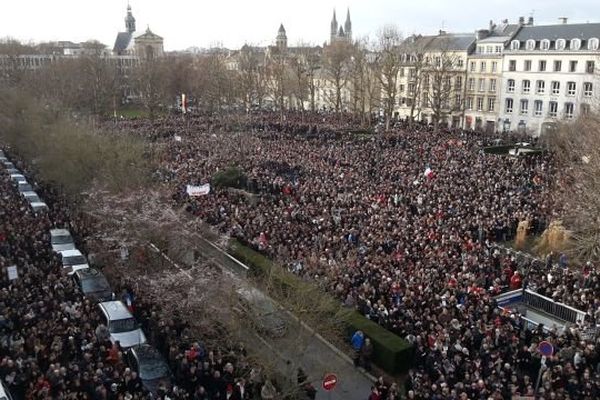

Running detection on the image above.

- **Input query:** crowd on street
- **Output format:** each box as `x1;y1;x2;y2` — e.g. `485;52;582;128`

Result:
0;149;284;400
103;111;600;400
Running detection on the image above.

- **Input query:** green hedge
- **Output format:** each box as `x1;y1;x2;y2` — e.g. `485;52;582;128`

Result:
228;240;414;374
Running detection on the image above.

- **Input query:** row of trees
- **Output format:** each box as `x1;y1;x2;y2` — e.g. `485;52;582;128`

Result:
0;28;470;130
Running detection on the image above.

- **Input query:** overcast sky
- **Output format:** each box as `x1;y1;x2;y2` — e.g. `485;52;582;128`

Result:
1;0;598;50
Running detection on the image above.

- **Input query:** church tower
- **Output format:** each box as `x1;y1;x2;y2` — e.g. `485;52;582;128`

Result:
125;3;136;34
344;8;352;40
276;24;288;51
330;9;338;43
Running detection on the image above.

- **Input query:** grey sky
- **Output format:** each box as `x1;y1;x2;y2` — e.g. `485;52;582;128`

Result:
1;0;598;50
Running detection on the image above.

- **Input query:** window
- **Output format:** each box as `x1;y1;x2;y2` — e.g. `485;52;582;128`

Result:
399;84;405;92
477;97;484;111
571;38;581;50
470;61;476;72
551;81;560;95
495;45;502;53
524;60;532;71
567;81;576;96
569;60;578;72
454;94;462;107
565;102;574;119
556;39;566;50
478;78;485;92
520;99;529;115
509;60;517;71
454;76;462;90
536;80;545;94
549;101;558;117
522;80;531;94
457;58;464;68
581;103;591;115
589;38;600;50
507;79;515;93
466;97;474;110
505;98;514;113
489;79;497;92
491;61;498;72
511;40;520;50
526;39;536;50
539;60;547;71
488;97;495;112
534;100;543;116
584;82;593;97
541;40;550;50
553;60;562;72
399;68;405;77
468;78;475;91
587;61;595;74
480;61;486;72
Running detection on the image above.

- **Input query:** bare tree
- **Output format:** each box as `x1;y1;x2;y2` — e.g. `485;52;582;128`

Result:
375;25;403;131
401;38;427;126
422;41;463;132
323;40;354;113
266;50;290;122
131;58;169;119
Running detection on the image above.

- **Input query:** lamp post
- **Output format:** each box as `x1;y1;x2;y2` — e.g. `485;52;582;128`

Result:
503;118;510;133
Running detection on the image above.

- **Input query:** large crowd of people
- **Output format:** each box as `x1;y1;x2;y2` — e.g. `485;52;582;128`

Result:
0;150;283;400
104;111;600;399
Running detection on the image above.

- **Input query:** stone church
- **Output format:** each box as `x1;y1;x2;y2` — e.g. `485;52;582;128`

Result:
112;3;164;59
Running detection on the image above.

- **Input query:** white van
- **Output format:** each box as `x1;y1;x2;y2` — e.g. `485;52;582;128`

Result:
58;249;89;274
98;301;147;348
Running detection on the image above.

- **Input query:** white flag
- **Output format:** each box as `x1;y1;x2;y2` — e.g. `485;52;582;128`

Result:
186;183;210;197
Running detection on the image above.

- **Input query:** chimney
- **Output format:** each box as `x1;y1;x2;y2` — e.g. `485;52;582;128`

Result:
489;20;494;31
519;16;525;25
528;17;534;25
559;17;568;24
476;29;490;40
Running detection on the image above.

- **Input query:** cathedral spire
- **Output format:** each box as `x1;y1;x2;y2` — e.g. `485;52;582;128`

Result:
344;8;352;40
330;9;338;43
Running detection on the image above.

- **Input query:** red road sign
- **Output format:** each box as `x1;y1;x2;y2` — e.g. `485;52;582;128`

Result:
538;341;554;357
322;373;338;391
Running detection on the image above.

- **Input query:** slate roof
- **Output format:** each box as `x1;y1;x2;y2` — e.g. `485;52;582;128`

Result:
416;34;476;51
513;23;600;41
113;32;133;54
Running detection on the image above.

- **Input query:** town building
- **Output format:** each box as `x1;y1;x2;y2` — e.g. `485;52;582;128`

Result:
463;20;521;132
498;20;600;135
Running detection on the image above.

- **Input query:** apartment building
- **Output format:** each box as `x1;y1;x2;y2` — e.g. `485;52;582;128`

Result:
464;20;521;132
499;21;600;135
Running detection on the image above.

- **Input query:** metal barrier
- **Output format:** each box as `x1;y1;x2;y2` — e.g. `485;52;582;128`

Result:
522;289;586;324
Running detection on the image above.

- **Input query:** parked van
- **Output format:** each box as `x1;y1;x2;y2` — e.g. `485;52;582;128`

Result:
97;301;147;348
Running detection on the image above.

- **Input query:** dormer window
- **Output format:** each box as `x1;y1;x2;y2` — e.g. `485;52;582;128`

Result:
556;39;566;50
589;38;599;50
511;40;520;50
571;38;581;50
525;39;535;50
541;39;550;50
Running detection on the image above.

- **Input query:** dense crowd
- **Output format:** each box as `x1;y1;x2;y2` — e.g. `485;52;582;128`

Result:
0;151;286;400
104;111;600;399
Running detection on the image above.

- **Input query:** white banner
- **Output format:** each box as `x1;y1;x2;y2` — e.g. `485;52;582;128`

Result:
7;265;17;281
186;183;210;197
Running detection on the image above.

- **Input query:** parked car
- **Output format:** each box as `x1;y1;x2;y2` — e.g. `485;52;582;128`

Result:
126;345;173;395
58;249;89;274
9;174;26;184
50;228;76;252
6;168;19;175
235;287;287;337
3;161;15;169
97;301;147;348
22;191;41;204
30;201;49;214
72;268;113;302
17;181;33;193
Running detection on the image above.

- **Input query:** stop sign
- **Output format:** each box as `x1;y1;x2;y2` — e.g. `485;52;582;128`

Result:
322;373;338;391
